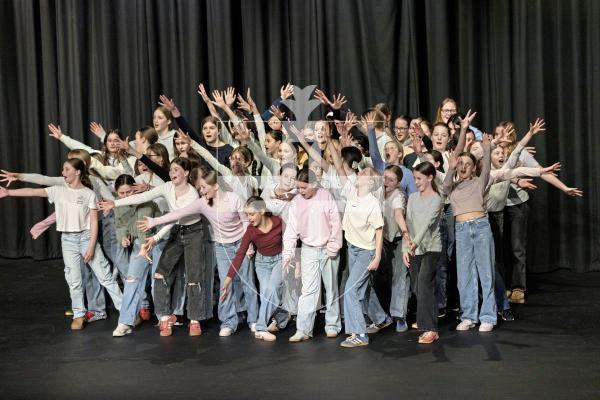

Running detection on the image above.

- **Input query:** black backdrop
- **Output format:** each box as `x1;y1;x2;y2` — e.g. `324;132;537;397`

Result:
0;0;598;272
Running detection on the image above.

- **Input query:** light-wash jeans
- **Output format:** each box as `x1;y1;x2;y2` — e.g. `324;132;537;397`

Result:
216;240;258;330
118;239;165;326
296;245;341;336
254;253;289;331
61;231;122;319
343;243;374;335
455;216;497;324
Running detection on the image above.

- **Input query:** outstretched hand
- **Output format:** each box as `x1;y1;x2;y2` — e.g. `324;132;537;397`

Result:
158;95;181;118
97;199;115;211
47;123;63;140
529;118;546;135
0;170;21;187
280;83;294;100
137;216;153;233
89;121;106;139
460;109;477;130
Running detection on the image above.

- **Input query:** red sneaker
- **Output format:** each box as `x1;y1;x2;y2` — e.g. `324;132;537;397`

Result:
189;321;202;337
139;308;152;321
159;315;177;336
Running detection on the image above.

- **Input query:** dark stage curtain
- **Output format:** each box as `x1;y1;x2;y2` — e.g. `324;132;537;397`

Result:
0;0;598;272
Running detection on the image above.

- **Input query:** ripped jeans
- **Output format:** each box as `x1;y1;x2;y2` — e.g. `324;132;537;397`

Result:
118;238;165;326
153;221;208;321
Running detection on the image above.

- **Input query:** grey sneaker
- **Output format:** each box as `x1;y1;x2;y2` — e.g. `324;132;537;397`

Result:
366;317;393;334
340;333;369;348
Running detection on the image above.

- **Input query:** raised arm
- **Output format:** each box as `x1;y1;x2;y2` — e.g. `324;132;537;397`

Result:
48;123;101;155
364;112;385;173
452;110;477;156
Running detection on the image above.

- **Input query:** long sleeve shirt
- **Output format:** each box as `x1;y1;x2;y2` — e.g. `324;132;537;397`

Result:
226;216;284;279
114;182;200;227
402;192;443;255
174;115;233;167
282;188;342;259
145;191;248;244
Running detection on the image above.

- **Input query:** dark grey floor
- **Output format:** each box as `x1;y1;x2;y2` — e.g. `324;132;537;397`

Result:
1;258;599;400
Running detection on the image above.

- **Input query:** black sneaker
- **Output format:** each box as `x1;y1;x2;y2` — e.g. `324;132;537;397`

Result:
437;307;447;318
499;309;515;322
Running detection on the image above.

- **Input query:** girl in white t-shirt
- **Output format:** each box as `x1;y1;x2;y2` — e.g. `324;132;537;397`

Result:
339;166;385;348
0;158;122;330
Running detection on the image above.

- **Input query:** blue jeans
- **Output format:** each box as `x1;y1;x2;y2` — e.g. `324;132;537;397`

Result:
296;245;341;336
216;240;257;330
114;245;131;282
254;253;289;331
119;239;164;326
343;243;375;335
455;217;497;324
61;231;123;318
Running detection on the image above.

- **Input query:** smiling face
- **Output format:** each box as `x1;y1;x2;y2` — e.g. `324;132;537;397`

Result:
457;155;475;180
440;100;457;124
169;163;189;186
432;125;450;152
413;170;432;193
384;169;399;195
117;184;135;199
153;109;170;133
196;177;217;200
61;162;80;185
491;147;506;169
280;167;297;190
278;142;296;164
202;121;219;145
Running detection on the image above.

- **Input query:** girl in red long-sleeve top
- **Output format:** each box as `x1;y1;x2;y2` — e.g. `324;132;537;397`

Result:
220;196;287;342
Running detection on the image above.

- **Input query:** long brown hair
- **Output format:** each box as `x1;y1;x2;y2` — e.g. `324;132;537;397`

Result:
66;158;93;190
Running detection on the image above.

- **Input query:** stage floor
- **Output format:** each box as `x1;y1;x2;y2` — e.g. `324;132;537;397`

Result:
0;258;599;400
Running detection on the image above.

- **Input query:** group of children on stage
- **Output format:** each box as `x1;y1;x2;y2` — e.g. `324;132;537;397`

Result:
0;84;582;347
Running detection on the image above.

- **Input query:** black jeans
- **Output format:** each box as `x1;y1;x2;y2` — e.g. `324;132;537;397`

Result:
504;201;530;290
154;221;208;321
409;252;440;332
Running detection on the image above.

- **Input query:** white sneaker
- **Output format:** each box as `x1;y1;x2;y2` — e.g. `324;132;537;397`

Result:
288;331;310;343
249;323;257;333
219;327;234;337
255;331;276;342
112;323;132;337
456;320;476;331
325;330;338;338
267;319;280;333
479;322;494;332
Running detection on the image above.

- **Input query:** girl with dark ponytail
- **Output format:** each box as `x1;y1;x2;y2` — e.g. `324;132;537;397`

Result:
0;159;123;331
